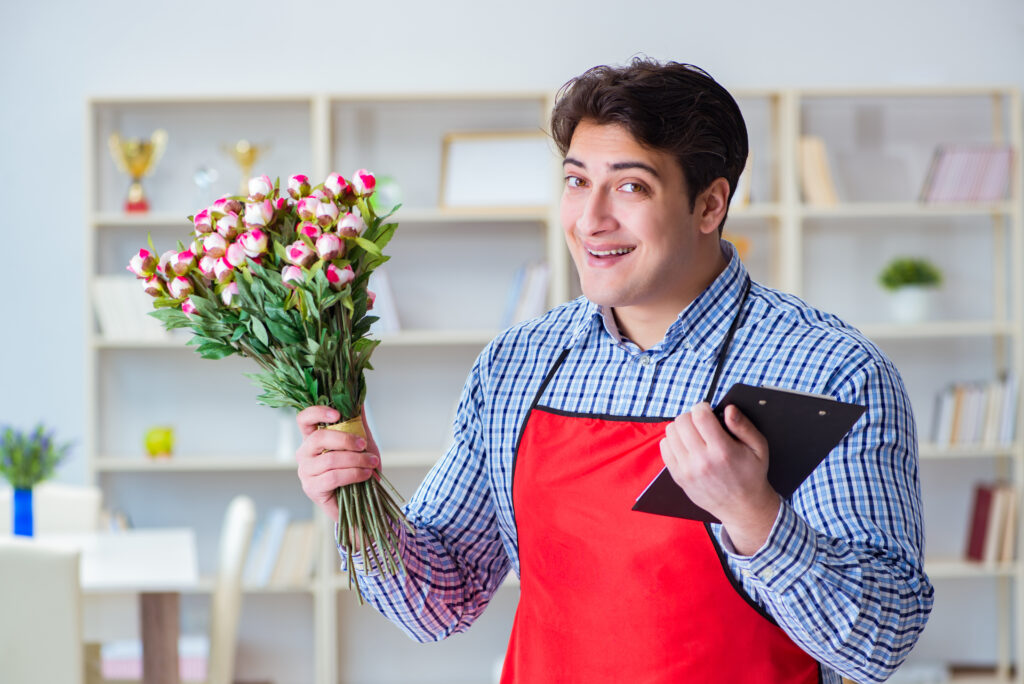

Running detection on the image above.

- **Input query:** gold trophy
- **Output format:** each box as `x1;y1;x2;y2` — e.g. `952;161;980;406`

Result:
223;139;269;194
108;129;168;213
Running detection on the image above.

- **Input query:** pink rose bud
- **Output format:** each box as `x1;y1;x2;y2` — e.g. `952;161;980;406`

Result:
315;201;340;228
127;248;158;278
216;212;241;239
204;233;227;259
169;276;193;299
171;249;196;276
244;200;274;229
225;241;247;268
212;196;244;216
193;209;213;234
296;197;318;221
310;189;328;201
198;255;218;278
338;212;366;237
158;250;177;277
275;197;289;211
323;172;351;200
287;174;311;200
248;174;273;201
326;263;354;290
352;169;375;196
221;281;239;306
366;289;376;309
182;297;198;317
239;229;268;257
282;265;303;288
213;257;234;284
315;233;342;261
286;240;316;267
297;221;321;241
141;275;164;297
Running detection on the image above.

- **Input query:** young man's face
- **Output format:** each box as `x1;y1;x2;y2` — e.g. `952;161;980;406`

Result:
561;120;715;320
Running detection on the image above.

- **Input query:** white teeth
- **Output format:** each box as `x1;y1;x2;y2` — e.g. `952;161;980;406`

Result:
587;247;635;257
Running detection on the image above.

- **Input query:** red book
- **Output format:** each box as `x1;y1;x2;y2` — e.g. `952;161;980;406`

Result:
966;484;996;561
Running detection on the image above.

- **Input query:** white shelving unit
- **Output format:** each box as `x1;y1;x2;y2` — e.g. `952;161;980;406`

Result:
85;86;1022;683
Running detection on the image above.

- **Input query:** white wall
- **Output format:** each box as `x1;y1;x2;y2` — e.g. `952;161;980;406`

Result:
2;0;1022;478
2;0;1024;677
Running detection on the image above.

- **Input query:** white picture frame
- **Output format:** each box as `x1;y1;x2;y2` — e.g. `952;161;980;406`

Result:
439;131;557;211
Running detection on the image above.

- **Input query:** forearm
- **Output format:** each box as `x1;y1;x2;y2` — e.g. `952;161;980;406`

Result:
722;503;933;683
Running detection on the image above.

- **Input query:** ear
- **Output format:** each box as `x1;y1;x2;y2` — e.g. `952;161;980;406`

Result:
696;177;730;235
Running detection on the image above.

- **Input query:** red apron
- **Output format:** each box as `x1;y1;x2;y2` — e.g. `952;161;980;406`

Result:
501;281;822;682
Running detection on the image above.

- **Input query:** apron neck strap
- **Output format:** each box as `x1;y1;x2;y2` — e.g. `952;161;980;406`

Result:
702;277;751;405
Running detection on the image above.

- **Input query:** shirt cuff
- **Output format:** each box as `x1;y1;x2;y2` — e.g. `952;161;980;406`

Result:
720;500;818;593
335;521;408;577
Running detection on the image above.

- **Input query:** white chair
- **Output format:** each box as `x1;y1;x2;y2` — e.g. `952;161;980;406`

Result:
0;482;103;534
0;538;84;684
99;495;257;684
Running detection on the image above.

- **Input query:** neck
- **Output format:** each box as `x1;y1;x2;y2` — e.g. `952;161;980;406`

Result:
613;244;729;351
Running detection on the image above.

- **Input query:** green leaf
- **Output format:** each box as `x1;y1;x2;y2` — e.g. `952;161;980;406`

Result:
196;342;236;359
354;237;382;256
250;318;270;347
264;318;303;345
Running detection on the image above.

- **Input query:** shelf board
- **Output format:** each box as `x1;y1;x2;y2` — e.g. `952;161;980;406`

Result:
728;202;784;218
925;559;1019;579
856;320;1017;339
92;212;190;228
95;457;296;472
800;201;1014;218
93;207;551;228
383;450;441;468
919;443;1019;459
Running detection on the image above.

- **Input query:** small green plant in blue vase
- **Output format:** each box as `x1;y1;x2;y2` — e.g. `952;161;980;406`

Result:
0;425;71;536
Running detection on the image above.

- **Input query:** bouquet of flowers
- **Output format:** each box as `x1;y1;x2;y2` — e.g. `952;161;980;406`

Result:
128;171;405;598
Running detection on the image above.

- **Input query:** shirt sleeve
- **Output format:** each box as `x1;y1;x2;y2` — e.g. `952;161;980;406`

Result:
719;355;935;684
340;350;511;643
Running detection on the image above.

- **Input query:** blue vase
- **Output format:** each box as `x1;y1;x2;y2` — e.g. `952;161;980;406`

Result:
13;487;33;537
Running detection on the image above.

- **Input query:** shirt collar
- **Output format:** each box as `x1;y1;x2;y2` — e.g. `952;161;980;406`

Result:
569;240;750;360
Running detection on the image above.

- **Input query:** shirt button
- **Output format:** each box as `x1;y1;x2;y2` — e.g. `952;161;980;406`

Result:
639;355;651;367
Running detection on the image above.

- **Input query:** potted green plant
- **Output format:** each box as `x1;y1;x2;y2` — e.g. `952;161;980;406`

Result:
878;257;943;323
0;425;70;536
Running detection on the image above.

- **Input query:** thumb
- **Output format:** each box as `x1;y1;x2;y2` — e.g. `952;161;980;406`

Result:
724;405;768;458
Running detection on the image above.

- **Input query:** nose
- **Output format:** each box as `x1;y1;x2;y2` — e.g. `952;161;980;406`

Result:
576;186;616;236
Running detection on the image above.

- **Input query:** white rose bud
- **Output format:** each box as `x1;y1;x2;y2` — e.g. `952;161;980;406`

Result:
248;174;273;201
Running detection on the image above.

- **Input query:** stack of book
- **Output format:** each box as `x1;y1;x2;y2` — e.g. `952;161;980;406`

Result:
931;375;1018;447
92;276;174;341
798;135;840;206
500;261;550;329
242;508;319;588
919;144;1013;203
965;481;1018;563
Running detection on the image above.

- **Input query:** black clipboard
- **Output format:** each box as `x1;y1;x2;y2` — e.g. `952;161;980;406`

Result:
632;383;866;523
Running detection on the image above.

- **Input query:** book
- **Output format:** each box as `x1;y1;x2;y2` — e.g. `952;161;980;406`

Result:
633;383;866;523
243;507;290;586
798;136;839;206
964;483;995;561
509;261;550;326
269;520;316;586
999;486;1019;563
93;276;171;341
919;144;1013;203
368;268;401;334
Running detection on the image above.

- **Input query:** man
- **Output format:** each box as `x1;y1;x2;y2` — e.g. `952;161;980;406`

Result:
296;58;934;683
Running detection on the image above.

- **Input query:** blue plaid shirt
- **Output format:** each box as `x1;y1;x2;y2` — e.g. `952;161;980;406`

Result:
351;242;934;684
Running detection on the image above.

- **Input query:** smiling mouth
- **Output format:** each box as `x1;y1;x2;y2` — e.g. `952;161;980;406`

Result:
586;246;636;258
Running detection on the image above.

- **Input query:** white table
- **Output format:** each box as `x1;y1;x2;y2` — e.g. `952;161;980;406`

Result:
39;529;199;684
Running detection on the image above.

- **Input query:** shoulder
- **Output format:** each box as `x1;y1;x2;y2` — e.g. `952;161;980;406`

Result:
473;297;594;384
743;282;902;399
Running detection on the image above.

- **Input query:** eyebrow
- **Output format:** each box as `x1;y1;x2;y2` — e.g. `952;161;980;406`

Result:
562;157;661;178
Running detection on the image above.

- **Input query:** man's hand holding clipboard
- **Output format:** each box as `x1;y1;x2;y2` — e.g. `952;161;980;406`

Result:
634;384;867;525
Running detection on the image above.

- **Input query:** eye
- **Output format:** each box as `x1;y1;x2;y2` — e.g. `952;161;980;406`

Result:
620;182;647;194
565;175;587;189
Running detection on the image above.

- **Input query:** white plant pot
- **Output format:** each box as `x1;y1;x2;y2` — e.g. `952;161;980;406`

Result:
888;286;935;324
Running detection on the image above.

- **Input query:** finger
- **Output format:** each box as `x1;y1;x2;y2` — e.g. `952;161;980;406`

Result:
297;406;342;438
297;449;379;479
724;405;769;458
674;409;706;454
297;428;368;462
690;402;732;451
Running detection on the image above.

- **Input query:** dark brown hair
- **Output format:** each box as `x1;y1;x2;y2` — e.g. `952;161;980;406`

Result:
551;57;748;232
